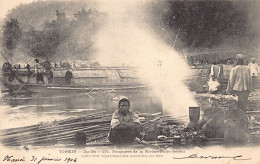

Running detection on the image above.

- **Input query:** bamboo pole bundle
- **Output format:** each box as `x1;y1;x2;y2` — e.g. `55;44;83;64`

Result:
3;125;100;146
2;110;187;147
58;111;108;125
3;119;111;146
1;125;39;136
1;111;109;135
85;133;108;143
2;123;110;142
5;128;110;146
57;132;109;144
1;121;108;143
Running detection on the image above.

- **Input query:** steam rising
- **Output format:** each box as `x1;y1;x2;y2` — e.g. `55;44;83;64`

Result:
94;0;197;116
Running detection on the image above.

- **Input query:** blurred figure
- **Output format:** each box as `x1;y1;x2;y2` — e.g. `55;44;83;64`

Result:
226;54;252;112
73;61;76;68
34;59;44;84
248;57;259;90
224;96;249;146
25;64;33;79
210;62;222;80
208;61;223;93
65;69;73;85
198;96;225;138
48;69;53;84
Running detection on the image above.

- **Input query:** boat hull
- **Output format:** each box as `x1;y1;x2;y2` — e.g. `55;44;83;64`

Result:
1;67;150;93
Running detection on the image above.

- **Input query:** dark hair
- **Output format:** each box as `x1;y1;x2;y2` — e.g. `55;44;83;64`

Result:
118;98;130;107
34;59;39;63
234;58;244;66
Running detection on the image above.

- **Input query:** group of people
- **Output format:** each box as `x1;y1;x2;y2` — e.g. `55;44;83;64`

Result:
226;54;259;112
209;54;259;112
107;54;258;147
107;95;251;146
197;96;249;146
54;61;72;68
197;53;258;145
34;59;73;85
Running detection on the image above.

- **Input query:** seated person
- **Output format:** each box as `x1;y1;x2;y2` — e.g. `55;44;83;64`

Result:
108;97;141;144
198;96;225;138
224;96;249;146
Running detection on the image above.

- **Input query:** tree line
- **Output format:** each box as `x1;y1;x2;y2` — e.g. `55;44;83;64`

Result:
2;1;260;62
145;1;260;54
2;7;104;61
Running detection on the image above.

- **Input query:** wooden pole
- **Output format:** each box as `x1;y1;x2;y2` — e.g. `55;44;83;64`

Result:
173;28;180;49
15;72;35;94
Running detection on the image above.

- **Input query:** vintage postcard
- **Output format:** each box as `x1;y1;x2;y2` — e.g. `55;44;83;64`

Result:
0;0;260;164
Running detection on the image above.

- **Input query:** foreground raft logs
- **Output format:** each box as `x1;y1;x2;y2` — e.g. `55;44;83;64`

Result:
1;111;187;147
1;109;260;148
1;111;111;146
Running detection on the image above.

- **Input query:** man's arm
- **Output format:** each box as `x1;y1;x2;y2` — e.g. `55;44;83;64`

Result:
110;111;121;129
257;64;260;75
248;68;252;91
226;68;236;93
121;111;141;129
201;109;224;132
121;122;140;129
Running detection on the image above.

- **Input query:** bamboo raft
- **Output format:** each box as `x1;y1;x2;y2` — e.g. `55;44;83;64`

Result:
0;111;187;148
1;109;259;148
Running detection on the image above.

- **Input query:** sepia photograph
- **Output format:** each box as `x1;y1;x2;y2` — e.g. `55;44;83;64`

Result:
0;0;260;163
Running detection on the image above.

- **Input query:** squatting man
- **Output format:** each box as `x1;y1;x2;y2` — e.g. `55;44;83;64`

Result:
108;97;142;144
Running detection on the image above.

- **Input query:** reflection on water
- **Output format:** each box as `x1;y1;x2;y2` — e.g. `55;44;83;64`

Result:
0;90;163;129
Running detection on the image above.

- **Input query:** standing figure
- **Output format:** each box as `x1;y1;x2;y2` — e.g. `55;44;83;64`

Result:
65;69;73;85
73;61;76;68
248;57;259;90
226;54;252;112
34;59;44;84
108;97;141;144
209;61;223;92
25;64;33;79
48;70;53;84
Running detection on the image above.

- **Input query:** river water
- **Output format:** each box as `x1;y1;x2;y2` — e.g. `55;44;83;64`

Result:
0;89;163;129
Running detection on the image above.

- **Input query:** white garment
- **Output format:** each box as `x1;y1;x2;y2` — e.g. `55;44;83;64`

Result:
248;63;259;76
227;65;251;92
208;78;220;93
210;65;221;78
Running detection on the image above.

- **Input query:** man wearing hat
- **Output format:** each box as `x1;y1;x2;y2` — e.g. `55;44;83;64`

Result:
108;97;141;144
248;57;259;90
224;96;249;146
226;54;252;112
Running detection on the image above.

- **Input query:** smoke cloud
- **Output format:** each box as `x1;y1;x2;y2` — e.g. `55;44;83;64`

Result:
94;0;197;117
